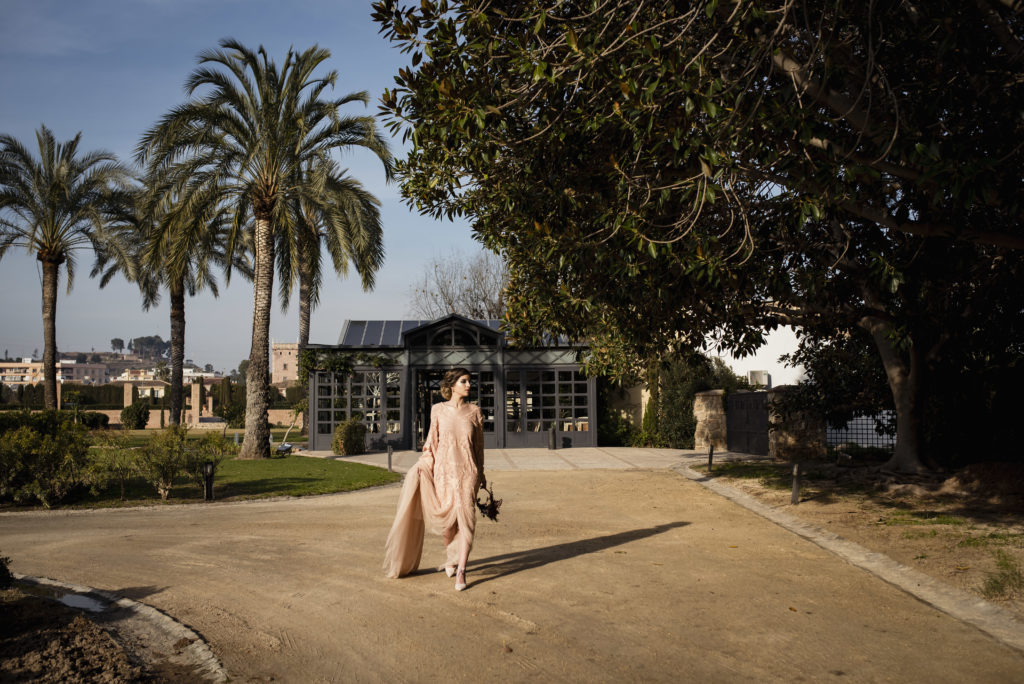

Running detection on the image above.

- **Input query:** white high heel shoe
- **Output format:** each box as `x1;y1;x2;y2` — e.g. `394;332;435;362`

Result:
443;565;456;578
454;568;467;591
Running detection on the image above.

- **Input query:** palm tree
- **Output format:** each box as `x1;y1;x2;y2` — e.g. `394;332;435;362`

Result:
0;126;130;408
279;159;384;349
98;181;251;425
137;39;391;458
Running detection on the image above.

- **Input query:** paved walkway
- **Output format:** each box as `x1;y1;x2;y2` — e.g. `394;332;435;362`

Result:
2;449;1023;682
305;445;697;473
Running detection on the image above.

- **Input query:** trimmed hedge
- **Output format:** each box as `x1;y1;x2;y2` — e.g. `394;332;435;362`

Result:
332;418;367;456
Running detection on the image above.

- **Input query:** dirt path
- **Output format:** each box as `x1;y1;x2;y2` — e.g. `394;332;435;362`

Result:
2;469;1023;682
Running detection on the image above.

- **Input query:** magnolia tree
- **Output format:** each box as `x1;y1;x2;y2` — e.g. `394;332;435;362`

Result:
372;0;1024;472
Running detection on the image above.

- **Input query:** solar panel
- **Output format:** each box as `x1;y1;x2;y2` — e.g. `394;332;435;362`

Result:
363;320;384;345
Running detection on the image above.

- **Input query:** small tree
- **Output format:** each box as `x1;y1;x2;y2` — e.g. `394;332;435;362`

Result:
182;431;235;490
88;431;139;500
139;425;187;500
120;401;151;430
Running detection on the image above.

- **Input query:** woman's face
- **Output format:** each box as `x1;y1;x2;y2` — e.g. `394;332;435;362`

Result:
452;374;472;399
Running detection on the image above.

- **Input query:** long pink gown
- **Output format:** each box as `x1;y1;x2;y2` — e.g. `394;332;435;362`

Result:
383;401;485;578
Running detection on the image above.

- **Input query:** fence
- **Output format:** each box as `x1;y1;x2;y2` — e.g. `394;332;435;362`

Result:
826;411;895;451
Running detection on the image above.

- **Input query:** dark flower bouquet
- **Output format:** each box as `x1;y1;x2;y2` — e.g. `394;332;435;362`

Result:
476;483;502;522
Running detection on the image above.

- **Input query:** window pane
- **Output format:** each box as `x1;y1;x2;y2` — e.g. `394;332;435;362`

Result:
558;371;572;382
574;382;587;394
318;398;331;409
542;370;555;382
318;423;333;434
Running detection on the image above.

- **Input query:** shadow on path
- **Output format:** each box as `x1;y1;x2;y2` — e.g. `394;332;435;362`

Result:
468;522;690;587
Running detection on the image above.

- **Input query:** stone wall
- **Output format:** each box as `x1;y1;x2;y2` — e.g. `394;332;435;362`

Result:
95;407;304;431
767;386;826;461
693;390;727;450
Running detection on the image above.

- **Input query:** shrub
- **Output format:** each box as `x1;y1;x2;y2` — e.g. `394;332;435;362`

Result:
138;425;188;500
0;422;92;507
87;431;139;501
0;409;66;436
80;411;110;430
120;401;151;430
0;552;12;589
214;401;245;429
182;432;236;489
332;417;367;456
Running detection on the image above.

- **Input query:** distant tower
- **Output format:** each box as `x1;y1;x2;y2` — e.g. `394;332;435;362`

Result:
747;370;772;388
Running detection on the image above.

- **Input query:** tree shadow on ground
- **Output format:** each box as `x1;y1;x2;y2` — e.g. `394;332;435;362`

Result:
467;521;690;587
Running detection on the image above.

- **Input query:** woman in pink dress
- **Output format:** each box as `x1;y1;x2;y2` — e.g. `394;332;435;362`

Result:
383;367;486;590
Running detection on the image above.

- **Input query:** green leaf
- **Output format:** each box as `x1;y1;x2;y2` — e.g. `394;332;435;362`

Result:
566;27;579;52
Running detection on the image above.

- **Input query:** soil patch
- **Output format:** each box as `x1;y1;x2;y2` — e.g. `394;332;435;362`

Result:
703;459;1024;619
0;588;208;683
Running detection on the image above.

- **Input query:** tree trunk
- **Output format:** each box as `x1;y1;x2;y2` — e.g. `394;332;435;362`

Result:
39;256;61;410
240;215;274;459
298;261;311;349
169;280;186;426
861;316;926;473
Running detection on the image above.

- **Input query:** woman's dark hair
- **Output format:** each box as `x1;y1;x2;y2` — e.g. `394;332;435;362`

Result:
440;367;472;401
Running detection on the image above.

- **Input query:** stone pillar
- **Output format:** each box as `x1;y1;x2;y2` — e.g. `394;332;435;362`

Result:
693;390;727;450
207;395;214;416
767;386;826;461
123;383;134;407
190;383;201;425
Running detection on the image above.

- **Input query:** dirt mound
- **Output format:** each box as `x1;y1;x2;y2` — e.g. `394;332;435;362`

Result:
942;462;1024;497
0;589;141;683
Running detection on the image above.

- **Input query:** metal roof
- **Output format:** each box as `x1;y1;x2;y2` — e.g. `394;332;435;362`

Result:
337;319;503;347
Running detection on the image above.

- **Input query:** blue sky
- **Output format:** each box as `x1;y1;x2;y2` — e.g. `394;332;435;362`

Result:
0;0;799;382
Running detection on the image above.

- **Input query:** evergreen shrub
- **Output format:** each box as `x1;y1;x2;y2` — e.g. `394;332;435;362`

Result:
120;401;150;430
80;411;110;429
332;417;367;456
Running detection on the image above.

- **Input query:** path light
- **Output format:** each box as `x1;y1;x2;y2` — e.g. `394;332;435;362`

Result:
203;461;215;501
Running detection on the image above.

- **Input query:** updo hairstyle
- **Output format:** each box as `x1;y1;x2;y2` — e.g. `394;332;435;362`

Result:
440;367;472;401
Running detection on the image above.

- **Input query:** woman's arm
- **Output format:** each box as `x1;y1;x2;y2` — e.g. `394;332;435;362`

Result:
421;403;440;466
472;406;485;487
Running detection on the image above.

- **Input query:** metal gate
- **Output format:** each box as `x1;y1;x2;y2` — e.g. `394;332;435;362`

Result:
726;391;769;455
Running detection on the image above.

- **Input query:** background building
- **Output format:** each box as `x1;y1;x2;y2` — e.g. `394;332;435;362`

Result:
306;315;596;451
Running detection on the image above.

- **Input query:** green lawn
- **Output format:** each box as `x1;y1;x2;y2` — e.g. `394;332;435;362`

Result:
116;428;305;448
68;455;401;508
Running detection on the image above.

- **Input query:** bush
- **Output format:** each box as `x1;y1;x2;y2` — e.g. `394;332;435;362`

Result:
182;432;236;489
87;431;139;500
0;409;67;436
214;401;245;429
0;552;12;589
120;401;151;430
138;425;188;500
80;411;110;430
0;422;92;507
332;417;367;456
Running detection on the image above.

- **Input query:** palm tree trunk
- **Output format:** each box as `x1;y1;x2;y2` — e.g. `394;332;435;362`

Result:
39;256;61;410
240;215;274;459
169;280;186;425
861;315;926;473
298;261;311;349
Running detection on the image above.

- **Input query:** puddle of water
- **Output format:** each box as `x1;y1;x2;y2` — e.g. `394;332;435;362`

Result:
19;583;109;613
57;593;107;612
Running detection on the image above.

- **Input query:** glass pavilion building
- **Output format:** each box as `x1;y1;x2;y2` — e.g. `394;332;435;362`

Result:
306;314;596;451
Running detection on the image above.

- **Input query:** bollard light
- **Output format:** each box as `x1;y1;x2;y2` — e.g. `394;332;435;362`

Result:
202;460;215;501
